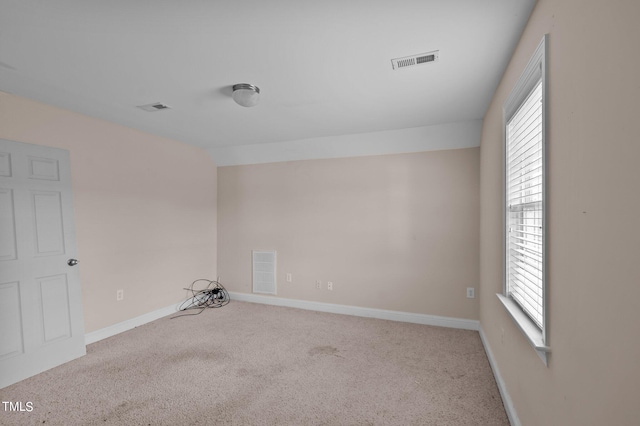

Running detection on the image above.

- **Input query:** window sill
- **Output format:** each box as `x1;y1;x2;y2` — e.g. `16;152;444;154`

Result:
496;293;550;366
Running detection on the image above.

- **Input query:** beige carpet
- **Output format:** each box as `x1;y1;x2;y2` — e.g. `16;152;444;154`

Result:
0;301;508;425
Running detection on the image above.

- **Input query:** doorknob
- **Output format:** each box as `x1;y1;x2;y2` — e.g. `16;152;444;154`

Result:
67;259;78;266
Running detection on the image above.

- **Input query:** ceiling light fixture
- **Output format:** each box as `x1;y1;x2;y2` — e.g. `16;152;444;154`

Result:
232;83;260;107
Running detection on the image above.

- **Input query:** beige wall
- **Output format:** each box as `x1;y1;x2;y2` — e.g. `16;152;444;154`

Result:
0;92;218;333
479;1;640;425
218;148;479;320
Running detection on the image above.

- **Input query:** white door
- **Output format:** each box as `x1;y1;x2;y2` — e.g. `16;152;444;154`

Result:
0;139;85;389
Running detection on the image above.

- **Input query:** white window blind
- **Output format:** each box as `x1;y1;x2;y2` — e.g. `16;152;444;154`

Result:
506;80;544;329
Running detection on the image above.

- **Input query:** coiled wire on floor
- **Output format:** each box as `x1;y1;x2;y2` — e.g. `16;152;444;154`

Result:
171;279;230;318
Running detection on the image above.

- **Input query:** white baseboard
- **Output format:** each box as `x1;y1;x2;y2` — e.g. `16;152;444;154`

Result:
85;302;181;345
227;291;479;331
85;293;479;349
479;326;520;426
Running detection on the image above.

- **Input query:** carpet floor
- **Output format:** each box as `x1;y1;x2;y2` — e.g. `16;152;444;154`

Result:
0;301;508;425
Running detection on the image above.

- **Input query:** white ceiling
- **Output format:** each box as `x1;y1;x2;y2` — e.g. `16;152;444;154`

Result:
0;0;536;165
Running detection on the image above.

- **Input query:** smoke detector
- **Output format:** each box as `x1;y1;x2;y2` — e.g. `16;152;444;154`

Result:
391;50;440;70
137;102;171;112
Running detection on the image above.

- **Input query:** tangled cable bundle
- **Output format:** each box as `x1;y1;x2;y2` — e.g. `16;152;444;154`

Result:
172;279;230;318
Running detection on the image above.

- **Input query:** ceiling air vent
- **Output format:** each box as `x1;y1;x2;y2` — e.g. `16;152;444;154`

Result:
137;102;171;112
391;50;439;70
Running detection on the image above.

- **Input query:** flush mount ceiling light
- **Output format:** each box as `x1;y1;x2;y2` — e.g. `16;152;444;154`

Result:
232;83;260;107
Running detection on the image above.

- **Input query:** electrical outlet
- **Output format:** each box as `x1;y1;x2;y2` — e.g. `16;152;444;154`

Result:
116;289;124;301
327;281;333;291
466;287;475;299
286;273;292;283
316;280;321;289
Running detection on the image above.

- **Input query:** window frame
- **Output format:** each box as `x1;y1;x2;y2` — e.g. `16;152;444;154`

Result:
497;34;550;366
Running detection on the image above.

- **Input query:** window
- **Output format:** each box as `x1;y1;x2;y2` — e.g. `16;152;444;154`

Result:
507;80;543;327
497;35;549;365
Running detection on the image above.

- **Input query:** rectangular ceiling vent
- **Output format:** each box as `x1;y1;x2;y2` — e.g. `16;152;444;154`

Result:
137;102;171;112
391;50;439;70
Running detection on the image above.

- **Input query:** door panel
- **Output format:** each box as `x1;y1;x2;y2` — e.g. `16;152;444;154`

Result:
39;274;72;343
0;281;23;360
0;152;11;176
0;139;85;389
0;189;17;260
28;156;60;181
32;191;65;255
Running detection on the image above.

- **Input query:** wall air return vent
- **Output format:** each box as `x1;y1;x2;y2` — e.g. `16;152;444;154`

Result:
137;102;171;112
391;50;439;70
252;250;277;295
